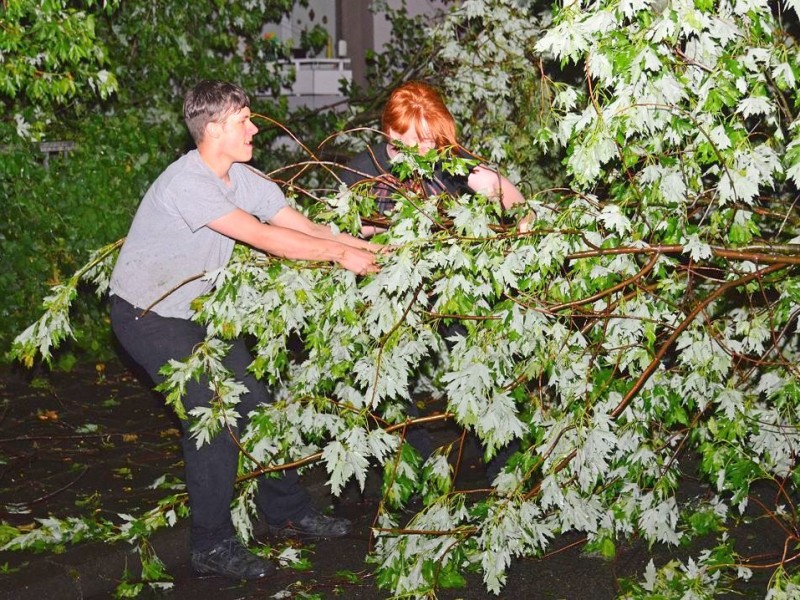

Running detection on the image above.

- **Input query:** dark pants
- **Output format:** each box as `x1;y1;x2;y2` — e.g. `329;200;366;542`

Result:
109;295;309;552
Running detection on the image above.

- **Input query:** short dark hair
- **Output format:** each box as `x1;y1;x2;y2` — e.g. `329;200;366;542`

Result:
183;80;250;143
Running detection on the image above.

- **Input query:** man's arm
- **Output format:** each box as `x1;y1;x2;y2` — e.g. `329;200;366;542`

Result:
268;206;382;252
207;208;379;275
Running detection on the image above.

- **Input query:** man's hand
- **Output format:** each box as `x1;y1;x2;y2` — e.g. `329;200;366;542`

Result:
338;246;380;275
209;207;384;274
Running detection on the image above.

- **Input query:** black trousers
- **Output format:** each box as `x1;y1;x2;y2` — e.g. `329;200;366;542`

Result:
109;295;309;552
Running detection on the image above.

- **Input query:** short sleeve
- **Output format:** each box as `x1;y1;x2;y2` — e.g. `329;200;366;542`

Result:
171;177;238;232
230;164;287;222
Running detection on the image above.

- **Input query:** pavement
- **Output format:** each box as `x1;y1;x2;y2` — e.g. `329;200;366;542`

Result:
0;361;784;599
2;497;631;600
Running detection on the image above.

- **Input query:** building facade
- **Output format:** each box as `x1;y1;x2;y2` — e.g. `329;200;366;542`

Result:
264;0;448;102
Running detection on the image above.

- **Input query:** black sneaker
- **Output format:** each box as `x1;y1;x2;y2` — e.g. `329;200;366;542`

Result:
269;509;352;539
191;537;276;580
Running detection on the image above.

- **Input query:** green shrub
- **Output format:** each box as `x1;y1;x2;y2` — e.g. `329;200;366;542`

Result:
0;113;184;362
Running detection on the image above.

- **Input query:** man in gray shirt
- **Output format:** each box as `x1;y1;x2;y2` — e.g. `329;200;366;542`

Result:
109;80;381;581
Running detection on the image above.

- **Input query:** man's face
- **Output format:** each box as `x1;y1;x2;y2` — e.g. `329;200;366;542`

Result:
217;106;259;162
388;118;436;154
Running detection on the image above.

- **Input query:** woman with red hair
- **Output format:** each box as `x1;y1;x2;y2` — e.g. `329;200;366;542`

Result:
341;82;523;479
341;81;524;219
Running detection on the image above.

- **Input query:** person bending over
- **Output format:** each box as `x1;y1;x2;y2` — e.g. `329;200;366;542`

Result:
109;80;381;581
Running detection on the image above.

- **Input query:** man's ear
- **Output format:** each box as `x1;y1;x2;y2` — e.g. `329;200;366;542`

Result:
205;121;222;139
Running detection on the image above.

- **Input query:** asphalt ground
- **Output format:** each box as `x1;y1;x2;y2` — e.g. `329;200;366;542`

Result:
0;361;788;599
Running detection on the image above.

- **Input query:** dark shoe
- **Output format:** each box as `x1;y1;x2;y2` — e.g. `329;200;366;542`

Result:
269;509;352;539
191;537;276;580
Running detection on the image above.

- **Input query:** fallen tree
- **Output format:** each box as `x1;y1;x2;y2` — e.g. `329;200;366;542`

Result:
7;0;800;598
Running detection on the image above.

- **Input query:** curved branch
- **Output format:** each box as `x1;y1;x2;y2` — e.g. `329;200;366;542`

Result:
548;252;659;311
609;263;787;419
566;244;800;265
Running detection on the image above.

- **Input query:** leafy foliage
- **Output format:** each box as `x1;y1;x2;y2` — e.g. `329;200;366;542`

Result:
7;0;800;599
0;0;120;138
0;0;306;361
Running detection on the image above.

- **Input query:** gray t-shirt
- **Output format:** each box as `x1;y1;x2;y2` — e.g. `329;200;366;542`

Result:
110;150;287;319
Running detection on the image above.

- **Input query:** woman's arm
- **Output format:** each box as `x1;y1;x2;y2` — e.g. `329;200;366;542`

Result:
468;165;525;209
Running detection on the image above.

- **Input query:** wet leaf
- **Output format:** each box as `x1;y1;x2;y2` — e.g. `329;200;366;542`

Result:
36;409;59;421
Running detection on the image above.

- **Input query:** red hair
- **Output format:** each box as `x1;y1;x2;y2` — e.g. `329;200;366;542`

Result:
381;81;458;148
